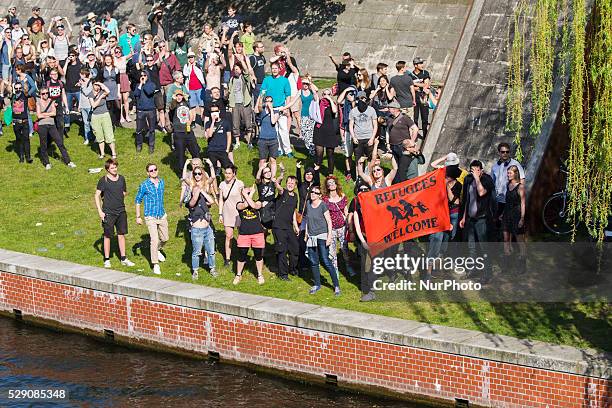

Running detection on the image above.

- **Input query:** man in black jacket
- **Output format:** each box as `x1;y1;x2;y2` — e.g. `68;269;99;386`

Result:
459;160;495;284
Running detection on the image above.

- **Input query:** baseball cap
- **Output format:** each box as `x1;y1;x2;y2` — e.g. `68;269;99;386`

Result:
356;90;367;99
173;89;184;97
413;57;425;65
187;50;196;57
387;100;401;109
445;152;460;166
32;6;41;11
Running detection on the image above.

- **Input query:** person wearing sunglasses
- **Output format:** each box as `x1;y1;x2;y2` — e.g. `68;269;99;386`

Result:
304;187;341;296
169;89;199;172
36;86;76;169
11;82;32;163
133;71;158;153
491;142;525;216
356;155;397;191
135;163;169;275
187;166;217;280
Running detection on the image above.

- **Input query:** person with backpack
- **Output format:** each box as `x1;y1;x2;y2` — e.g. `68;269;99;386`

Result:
255;164;276;232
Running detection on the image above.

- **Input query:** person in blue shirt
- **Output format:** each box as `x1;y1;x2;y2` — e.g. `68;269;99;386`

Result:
133;71;158;153
135;162;168;275
260;62;293;157
254;94;281;176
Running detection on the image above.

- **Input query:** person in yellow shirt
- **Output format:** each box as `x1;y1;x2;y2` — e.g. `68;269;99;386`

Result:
240;22;255;55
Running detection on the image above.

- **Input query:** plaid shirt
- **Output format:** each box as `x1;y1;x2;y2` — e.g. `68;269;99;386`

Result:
135;178;166;218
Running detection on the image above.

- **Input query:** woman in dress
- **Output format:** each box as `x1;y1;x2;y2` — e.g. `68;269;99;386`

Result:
218;165;245;266
312;89;338;175
305;185;340;296
322;175;355;277
233;185;266;285
113;46;133;123
187;165;217;280
502;165;526;263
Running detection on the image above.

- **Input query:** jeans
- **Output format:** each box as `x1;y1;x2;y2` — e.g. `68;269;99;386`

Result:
81;107;93;141
307;239;339;288
414;101;429;139
191;226;215;270
136;110;157;148
65;91;80;127
464;217;491;280
441;212;460;254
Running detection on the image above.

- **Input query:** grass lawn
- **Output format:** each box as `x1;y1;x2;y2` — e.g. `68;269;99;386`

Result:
0;110;609;352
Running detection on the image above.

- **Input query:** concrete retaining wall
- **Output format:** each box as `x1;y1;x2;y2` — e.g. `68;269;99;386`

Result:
16;0;471;80
0;249;609;407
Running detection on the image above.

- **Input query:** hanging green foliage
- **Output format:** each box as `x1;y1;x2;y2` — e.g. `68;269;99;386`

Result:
581;0;612;240
529;0;559;135
566;0;587;240
506;0;528;160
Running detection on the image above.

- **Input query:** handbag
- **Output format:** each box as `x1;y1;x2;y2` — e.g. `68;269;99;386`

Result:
308;99;322;124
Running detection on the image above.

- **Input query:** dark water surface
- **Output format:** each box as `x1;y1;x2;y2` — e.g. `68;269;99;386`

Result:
0;317;424;407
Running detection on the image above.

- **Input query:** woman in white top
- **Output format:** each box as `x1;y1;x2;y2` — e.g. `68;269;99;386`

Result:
113;47;133;123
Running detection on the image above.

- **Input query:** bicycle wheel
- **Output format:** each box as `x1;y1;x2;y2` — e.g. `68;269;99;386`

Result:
542;193;573;235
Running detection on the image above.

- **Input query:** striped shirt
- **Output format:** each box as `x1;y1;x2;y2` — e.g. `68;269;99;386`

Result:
135;178;166;218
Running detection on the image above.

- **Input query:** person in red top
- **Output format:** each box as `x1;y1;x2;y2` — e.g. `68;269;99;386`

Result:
322;175;355;277
183;51;206;125
156;40;181;134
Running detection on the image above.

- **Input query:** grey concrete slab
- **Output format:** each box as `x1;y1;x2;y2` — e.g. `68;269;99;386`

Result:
200;290;269;317
458;332;535;363
297;307;426;343
0;249;24;262
155;283;223;309
245;298;321;326
71;268;135;292
399;323;481;354
0;254;94;285
112;275;178;301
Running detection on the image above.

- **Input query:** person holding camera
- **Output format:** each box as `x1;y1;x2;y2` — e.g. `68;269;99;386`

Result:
148;5;167;42
62;51;82;125
95;159;136;269
205;104;233;174
133;70;158;153
141;50;166;131
36;86;76;170
169;89;199;173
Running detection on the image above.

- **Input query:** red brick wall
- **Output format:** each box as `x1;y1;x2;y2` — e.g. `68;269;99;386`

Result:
0;271;609;407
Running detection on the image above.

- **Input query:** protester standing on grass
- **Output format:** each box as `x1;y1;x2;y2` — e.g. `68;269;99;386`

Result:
322;175;355;277
36;86;76;170
10;82;32;163
88;82;117;159
135;163;169;275
305;186;341;296
78;68;95;144
218;165;245;267
233;185;266;285
254;94;280;175
95;159;135;269
260;61;292;157
168;89;199;173
187;165;217;280
133;70;157;153
271;172;300;280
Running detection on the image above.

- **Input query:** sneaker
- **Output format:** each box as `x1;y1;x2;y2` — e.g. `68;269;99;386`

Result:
286;152;295;159
309;285;321;294
121;258;135;267
345;173;352;182
83;139;90;145
136;145;142;153
232;274;242;285
149;146;154;154
67;162;77;168
153;264;161;275
103;260;111;268
45;164;52;170
346;266;357;277
157;251;166;262
234;141;241;149
334;287;341;297
277;149;283;156
99;154;104;159
192;269;199;280
360;292;376;302
210;268;218;277
257;274;265;285
224;259;230;267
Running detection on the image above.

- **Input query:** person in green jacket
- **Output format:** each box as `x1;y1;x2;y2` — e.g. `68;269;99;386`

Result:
228;63;253;148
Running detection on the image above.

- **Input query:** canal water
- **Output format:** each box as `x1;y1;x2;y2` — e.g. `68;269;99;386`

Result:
0;317;424;407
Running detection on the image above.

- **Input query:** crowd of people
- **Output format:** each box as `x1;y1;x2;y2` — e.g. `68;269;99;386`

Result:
1;5;528;300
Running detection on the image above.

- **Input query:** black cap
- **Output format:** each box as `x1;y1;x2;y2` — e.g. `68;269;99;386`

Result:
413;57;425;65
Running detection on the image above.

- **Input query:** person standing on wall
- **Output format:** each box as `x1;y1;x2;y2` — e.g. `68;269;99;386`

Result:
135;163;169;275
95;159;136;269
389;61;416;118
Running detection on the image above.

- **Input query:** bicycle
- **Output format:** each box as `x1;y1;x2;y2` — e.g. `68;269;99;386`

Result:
541;161;573;235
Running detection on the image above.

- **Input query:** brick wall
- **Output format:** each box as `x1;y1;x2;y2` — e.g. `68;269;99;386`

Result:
0;271;608;407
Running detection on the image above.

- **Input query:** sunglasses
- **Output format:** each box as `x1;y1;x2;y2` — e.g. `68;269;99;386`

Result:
148;168;158;172
14;87;22;91
373;167;383;172
499;150;510;154
193;171;203;175
310;191;321;195
146;59;154;62
40;92;49;95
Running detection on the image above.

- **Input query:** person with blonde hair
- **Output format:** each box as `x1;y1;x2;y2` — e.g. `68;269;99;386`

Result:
187;165;217;279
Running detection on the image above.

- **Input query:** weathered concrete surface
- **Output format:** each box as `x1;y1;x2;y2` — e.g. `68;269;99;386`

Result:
18;0;471;79
0;248;610;379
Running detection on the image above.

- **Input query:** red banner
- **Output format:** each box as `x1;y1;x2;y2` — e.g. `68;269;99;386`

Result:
358;168;451;255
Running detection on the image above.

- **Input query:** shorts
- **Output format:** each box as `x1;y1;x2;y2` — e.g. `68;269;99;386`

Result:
103;212;128;238
237;233;265;249
154;92;164;110
1;64;9;80
290;96;301;113
188;89;204;108
91;113;115;144
258;138;279;159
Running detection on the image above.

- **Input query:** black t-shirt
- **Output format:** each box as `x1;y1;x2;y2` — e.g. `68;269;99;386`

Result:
47;79;64;104
65;62;83;93
205;117;231;152
272;190;298;230
336;66;358;95
170;100;191;133
238;205;264;235
257;181;276;203
221;14;243;37
204;99;227;119
387;114;416;145
448;179;462;211
96;175;127;215
249;54;266;84
11;93;29;120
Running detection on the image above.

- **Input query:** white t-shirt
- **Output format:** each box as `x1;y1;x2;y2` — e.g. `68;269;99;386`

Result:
349;106;377;140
